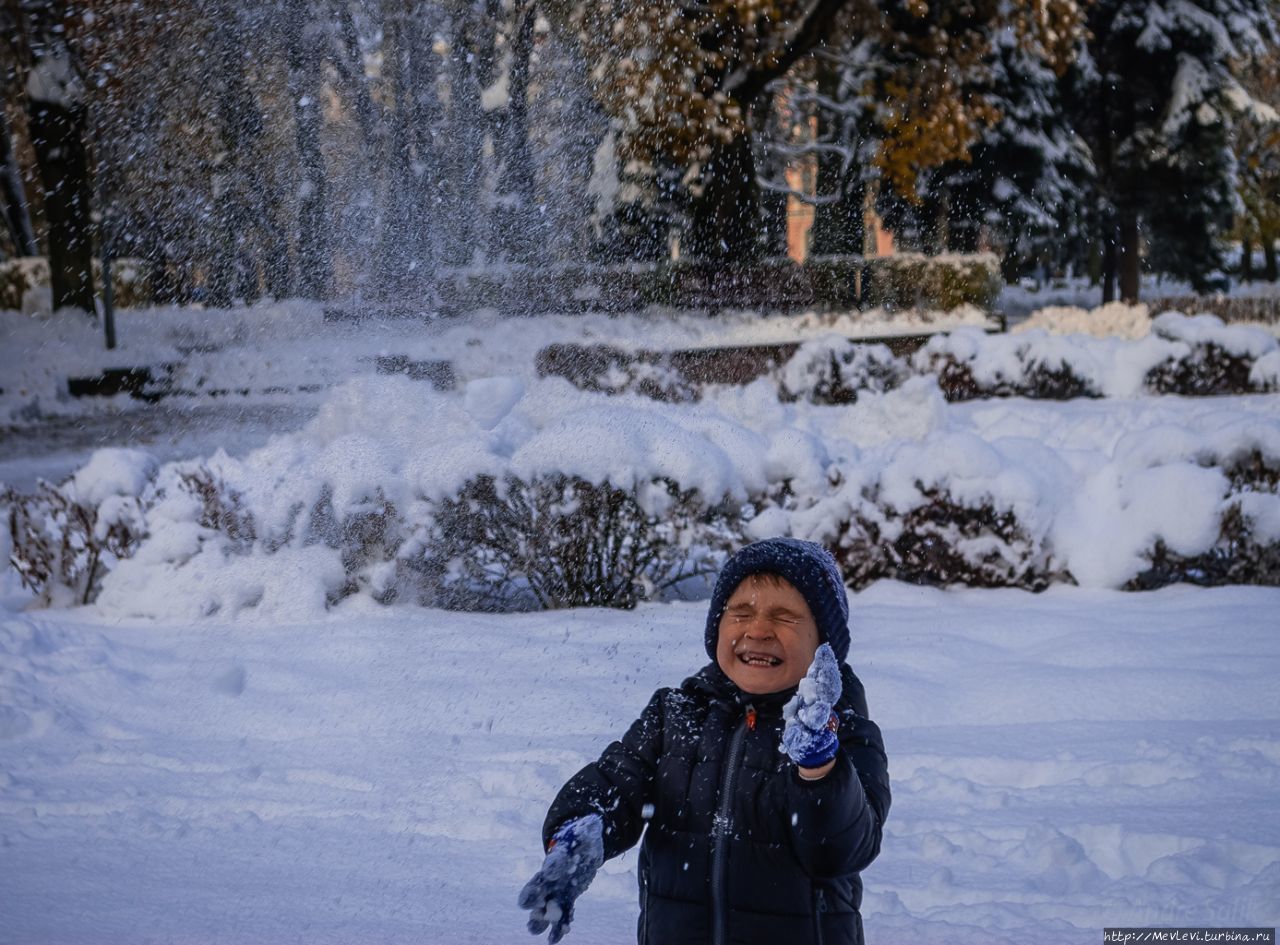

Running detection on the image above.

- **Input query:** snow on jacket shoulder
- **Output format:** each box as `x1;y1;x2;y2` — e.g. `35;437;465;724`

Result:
542;662;891;945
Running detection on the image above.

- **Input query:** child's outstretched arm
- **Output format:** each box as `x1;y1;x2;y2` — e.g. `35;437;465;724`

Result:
518;691;665;942
539;688;666;858
776;646;892;878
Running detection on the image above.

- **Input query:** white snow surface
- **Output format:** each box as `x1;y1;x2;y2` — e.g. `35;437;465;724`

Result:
1;582;1277;944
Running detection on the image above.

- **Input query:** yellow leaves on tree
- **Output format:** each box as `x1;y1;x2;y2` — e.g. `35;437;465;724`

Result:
569;0;835;166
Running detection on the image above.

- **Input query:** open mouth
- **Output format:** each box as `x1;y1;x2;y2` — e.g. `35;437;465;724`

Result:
738;651;782;668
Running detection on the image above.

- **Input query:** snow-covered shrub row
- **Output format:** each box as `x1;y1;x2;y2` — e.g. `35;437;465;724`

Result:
782;423;1280;591
4;378;768;615
782;313;1280;404
857;252;1003;312
6;375;1280;616
546;314;1279;406
536;344;699;403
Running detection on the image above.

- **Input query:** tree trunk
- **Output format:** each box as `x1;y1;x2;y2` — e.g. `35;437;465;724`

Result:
1241;237;1254;282
334;0;379;157
285;0;331;299
441;10;487;266
377;2;414;294
759;187;789;258
493;3;537;262
947;190;980;254
1118;209;1140;302
687;133;760;262
207;0;263;306
0;106;38;256
809;64;864;258
1265;238;1278;283
1101;227;1117;304
24;42;96;313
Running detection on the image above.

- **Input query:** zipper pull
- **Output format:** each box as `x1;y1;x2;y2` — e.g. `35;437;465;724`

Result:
745;704;757;731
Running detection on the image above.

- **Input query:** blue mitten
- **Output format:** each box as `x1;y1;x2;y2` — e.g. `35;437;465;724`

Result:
781;643;843;768
518;813;605;944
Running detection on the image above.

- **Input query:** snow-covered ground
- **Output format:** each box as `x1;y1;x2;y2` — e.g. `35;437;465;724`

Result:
5;299;1280;943
0;300;995;427
2;581;1277;944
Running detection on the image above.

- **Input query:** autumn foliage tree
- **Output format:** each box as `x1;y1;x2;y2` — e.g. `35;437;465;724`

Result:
1234;48;1280;282
566;0;1086;262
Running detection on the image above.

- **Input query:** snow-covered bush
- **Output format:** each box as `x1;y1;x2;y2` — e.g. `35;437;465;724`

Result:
777;336;908;404
537;344;700;403
791;433;1068;590
838;490;1062;590
1137;440;1280;587
1144;313;1279;396
420;473;739;610
912;328;1108;400
4;449;156;605
1130;504;1280;589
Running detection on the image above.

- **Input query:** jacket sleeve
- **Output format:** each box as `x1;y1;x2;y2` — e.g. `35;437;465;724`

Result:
781;707;892;879
541;689;666;860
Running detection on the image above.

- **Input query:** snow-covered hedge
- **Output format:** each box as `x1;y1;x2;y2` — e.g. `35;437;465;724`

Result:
787;429;1280;591
6;374;1280;616
431;253;1000;315
4;378;769;616
787;313;1280;403
858;252;1004;312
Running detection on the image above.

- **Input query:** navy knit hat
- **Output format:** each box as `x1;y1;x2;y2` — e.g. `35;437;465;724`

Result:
704;537;850;663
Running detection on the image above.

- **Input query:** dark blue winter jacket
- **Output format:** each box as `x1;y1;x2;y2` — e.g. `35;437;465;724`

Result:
542;661;891;945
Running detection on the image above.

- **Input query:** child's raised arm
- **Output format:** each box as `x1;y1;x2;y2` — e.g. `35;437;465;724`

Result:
776;647;892;878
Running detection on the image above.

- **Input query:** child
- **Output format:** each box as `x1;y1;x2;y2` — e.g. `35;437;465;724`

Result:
518;537;891;945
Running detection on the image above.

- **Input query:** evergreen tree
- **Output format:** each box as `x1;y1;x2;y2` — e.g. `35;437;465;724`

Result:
1068;0;1276;300
924;23;1093;278
758;0;1084;261
17;0;96;314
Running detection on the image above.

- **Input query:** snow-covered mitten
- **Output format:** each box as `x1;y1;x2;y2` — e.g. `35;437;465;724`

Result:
518;813;605;944
781;643;842;768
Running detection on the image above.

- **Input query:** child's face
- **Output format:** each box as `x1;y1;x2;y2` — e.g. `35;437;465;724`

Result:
715;573;821;695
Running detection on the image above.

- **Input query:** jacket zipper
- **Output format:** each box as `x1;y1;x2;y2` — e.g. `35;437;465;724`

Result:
710;704;751;945
813;886;827;945
641;868;651;945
